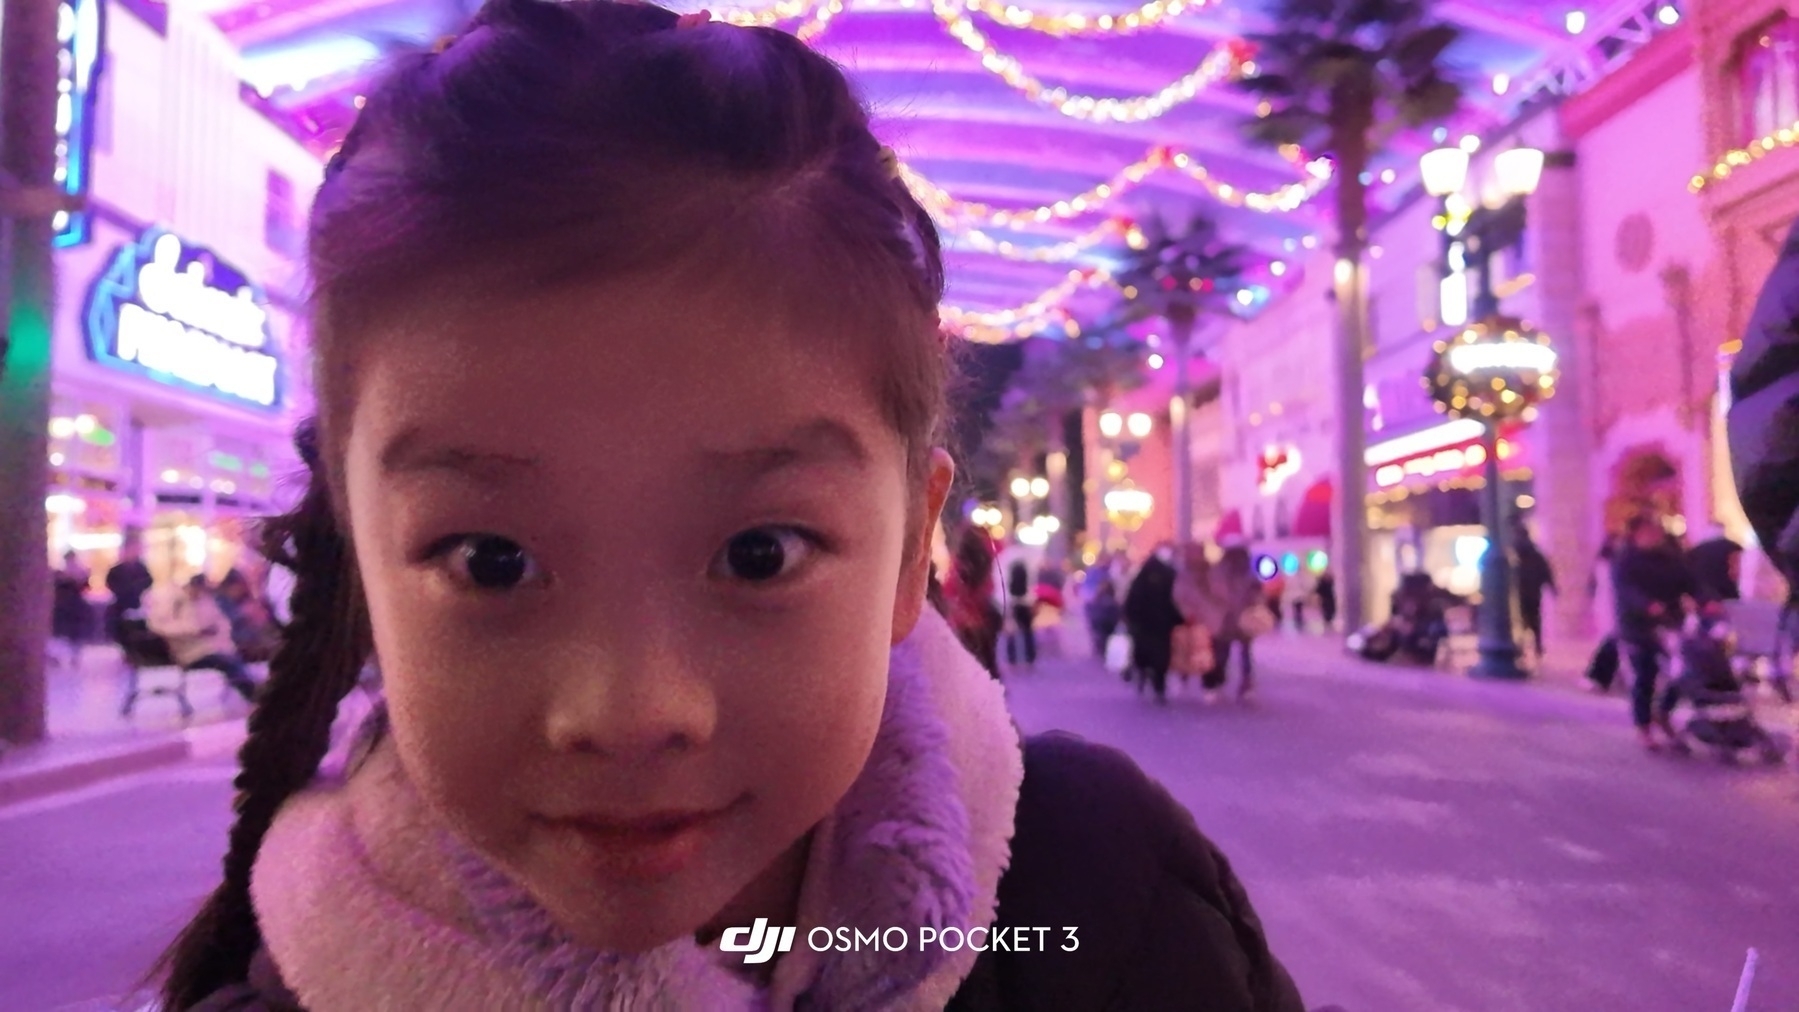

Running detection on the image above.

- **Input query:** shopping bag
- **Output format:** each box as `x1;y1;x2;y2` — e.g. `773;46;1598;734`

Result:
1240;603;1277;639
1104;631;1133;674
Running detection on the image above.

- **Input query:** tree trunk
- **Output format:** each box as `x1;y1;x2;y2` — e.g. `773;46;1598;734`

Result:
1169;307;1196;547
0;0;60;745
1329;79;1374;634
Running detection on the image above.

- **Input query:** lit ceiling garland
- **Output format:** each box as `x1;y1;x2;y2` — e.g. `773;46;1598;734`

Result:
717;0;1208;37
1689;118;1799;192
949;218;1124;262
930;0;1250;123
713;0;1247;123
940;267;1116;342
899;143;1330;233
956;0;1207;36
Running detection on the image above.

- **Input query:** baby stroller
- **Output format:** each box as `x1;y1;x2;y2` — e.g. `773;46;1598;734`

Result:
1661;614;1786;765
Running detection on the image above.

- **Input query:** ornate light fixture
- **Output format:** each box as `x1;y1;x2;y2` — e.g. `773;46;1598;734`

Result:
1427;316;1559;421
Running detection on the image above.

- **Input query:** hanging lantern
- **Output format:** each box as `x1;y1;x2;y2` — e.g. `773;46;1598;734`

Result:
1426;314;1558;422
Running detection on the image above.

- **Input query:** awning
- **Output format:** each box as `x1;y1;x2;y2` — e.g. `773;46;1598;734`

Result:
1293;479;1332;538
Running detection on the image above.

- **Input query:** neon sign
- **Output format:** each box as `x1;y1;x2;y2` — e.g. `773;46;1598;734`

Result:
84;229;282;410
52;0;104;248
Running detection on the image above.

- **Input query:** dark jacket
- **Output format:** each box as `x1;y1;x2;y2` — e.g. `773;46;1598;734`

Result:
949;734;1304;1011
1731;216;1799;582
1612;546;1694;644
103;558;154;641
1686;538;1743;606
1123;557;1183;671
1514;539;1556;608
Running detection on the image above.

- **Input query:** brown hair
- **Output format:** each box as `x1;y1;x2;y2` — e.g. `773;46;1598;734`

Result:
157;2;952;1004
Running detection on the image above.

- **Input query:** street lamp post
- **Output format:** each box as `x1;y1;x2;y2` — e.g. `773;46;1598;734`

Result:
1422;145;1549;682
1096;409;1151;553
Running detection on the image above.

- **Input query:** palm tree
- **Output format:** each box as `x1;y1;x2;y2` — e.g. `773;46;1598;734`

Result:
0;0;63;745
1235;0;1462;630
1112;212;1249;546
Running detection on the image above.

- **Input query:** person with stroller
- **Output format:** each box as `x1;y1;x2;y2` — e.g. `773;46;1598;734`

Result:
1123;544;1182;704
1613;515;1696;751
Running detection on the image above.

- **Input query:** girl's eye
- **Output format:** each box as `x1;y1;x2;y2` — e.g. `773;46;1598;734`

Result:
713;527;817;584
435;535;543;591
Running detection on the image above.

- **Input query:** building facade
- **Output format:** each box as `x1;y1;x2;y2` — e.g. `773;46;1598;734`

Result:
45;1;320;588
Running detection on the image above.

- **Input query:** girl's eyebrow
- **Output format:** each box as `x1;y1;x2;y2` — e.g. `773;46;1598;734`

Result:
700;417;872;479
379;426;541;481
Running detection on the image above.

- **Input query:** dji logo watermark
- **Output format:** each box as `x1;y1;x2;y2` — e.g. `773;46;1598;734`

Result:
720;918;798;965
720;918;1080;965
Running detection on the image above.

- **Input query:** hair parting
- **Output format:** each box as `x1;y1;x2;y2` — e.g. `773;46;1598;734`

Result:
156;421;372;1008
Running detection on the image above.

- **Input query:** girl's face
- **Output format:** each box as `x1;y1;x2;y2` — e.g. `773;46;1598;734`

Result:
340;271;951;952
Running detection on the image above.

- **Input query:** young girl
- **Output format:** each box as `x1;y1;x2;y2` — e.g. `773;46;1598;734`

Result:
158;3;1303;1008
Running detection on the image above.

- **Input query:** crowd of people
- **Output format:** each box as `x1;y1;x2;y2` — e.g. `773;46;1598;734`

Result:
46;529;288;706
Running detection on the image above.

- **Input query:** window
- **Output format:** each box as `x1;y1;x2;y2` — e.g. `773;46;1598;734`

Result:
264;171;304;258
1737;15;1799;142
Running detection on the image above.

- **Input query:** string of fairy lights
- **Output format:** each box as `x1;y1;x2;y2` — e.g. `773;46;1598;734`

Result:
939;268;1117;343
716;0;1246;123
720;0;1208;39
897;143;1330;232
705;0;1304;339
1689;117;1799;193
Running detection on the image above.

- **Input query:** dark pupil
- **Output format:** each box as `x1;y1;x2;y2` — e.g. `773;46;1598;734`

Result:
463;536;528;589
727;531;786;582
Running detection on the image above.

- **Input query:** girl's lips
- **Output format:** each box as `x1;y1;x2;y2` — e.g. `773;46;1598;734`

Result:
539;796;748;880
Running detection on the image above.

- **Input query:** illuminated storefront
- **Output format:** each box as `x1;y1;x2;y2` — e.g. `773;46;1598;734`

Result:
1365;418;1535;602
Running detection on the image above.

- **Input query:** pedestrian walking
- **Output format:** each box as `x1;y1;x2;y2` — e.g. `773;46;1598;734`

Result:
1171;543;1220;691
1123;545;1183;703
1512;519;1557;663
1315;568;1338;630
1208;546;1270;702
1002;558;1037;669
50;551;92;667
1584;533;1625;692
1614;515;1696;750
153;16;1303;1009
943;525;1004;679
103;528;154;643
1084;578;1123;661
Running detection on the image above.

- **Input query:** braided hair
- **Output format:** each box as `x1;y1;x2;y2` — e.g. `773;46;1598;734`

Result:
156;420;371;1007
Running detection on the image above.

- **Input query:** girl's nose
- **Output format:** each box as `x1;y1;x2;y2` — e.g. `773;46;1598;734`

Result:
541;636;719;760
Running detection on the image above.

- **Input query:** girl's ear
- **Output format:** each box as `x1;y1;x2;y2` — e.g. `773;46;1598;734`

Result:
891;448;956;646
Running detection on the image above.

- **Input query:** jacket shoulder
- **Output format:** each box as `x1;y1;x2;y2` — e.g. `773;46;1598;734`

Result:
949;733;1304;1012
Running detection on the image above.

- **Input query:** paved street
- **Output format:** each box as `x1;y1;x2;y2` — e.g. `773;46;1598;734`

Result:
3;638;1796;1011
1004;638;1799;1012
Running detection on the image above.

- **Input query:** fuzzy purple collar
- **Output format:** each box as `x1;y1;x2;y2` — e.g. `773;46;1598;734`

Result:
248;609;1024;1010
